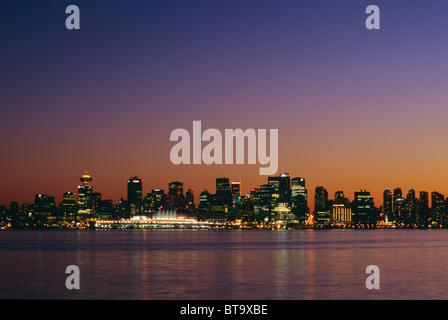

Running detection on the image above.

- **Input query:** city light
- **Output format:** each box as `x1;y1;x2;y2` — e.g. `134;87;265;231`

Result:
1;171;447;230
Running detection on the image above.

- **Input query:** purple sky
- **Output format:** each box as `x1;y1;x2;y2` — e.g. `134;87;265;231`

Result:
2;1;448;208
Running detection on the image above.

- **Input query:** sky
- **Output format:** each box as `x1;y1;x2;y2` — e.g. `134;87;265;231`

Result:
2;0;448;210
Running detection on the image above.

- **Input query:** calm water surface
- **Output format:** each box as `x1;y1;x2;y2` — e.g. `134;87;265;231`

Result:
1;229;448;300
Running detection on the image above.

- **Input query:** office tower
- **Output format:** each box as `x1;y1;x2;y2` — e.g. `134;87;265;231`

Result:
241;195;254;222
393;188;402;200
34;194;55;226
231;181;241;198
392;187;402;219
169;181;183;196
199;189;210;210
334;191;349;204
185;189;195;214
331;204;352;225
251;188;262;222
168;181;185;210
267;177;280;213
291;177;308;222
127;176;142;215
260;184;273;221
91;192;102;214
404;188;417;227
267;173;291;207
96;199;114;219
142;189;166;214
34;194;51;215
231;180;242;213
278;173;291;204
353;189;376;228
78;171;93;216
331;191;351;226
383;189;393;223
216;178;232;207
314;186;330;226
314;186;328;214
117;198;128;219
431;191;445;227
154;189;167;210
395;196;406;225
417;191;429;228
61;192;77;219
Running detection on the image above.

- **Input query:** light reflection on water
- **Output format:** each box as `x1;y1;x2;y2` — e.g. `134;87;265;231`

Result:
1;229;448;299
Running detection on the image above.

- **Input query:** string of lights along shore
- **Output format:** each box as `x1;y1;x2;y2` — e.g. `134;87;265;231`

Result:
1;171;447;230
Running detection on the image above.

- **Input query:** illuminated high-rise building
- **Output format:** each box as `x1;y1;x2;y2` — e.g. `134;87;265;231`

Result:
34;194;51;215
314;186;328;214
334;191;349;204
34;194;55;226
127;176;143;215
259;184;272;221
291;177;307;222
169;181;183;197
383;188;393;223
278;173;291;204
231;181;241;198
391;187;402;221
403;188;417;227
143;189;166;214
353;189;376;227
251;188;262;221
199;189;210;209
331;204;351;225
61;192;77;219
431;191;444;227
267;177;280;211
185;189;195;214
168;181;185;210
231;180;242;206
417;191;429;228
314;186;330;226
216;178;232;207
78;171;93;216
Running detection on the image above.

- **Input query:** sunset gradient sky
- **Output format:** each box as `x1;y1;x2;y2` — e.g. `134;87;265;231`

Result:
2;1;448;209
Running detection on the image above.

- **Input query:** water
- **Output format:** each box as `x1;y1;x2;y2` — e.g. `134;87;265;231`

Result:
1;229;448;300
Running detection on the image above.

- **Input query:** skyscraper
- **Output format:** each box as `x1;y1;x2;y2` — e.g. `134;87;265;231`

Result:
383;188;393;223
216;177;232;207
278;173;291;205
331;191;351;226
231;180;241;198
404;188;417;227
291;177;307;222
78;171;93;217
431;191;444;227
61;192;77;219
168;181;185;210
314;186;330;226
353;189;376;228
259;184;273;221
127;176;143;215
34;194;56;226
142;189;166;214
314;186;328;214
334;191;349;204
185;189;195;214
417;191;429;228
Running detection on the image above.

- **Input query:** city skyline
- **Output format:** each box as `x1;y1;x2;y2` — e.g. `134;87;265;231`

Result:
2;169;447;217
3;1;448;214
0;169;448;211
